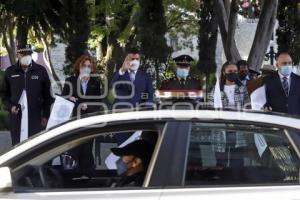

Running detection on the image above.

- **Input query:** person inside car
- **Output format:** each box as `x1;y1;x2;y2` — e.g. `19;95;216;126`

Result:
110;140;154;187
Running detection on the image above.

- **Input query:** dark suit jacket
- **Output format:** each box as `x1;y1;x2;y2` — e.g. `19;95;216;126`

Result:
62;75;102;116
264;72;300;115
3;61;53;145
110;69;154;108
160;76;202;90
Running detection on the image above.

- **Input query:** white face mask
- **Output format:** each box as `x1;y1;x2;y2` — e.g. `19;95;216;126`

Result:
80;67;91;78
20;55;32;66
129;60;140;71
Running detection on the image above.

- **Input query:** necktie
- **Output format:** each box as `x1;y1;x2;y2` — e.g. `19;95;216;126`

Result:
282;77;289;96
129;71;135;82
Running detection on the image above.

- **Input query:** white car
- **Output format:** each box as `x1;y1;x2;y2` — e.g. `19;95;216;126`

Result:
0;110;299;200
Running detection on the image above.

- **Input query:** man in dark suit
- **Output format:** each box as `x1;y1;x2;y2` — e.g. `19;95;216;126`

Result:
264;52;300;115
110;49;154;109
110;49;154;144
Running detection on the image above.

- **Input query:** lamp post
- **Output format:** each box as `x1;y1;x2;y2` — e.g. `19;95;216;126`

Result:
265;41;276;65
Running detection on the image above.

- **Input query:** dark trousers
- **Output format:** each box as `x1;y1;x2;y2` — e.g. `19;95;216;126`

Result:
69;140;94;176
10;113;42;146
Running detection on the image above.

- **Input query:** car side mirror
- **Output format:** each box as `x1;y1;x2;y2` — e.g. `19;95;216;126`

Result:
0;167;13;192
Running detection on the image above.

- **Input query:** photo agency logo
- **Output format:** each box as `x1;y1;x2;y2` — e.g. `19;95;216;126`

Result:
55;73;262;126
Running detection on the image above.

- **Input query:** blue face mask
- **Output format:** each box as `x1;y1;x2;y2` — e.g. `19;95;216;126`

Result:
279;65;293;76
176;68;189;79
116;158;128;175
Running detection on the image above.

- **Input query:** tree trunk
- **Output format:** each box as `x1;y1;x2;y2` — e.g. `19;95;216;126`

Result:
214;0;241;62
2;33;13;65
104;33;123;82
41;36;63;92
16;18;29;46
198;0;218;74
96;36;107;61
223;0;231;16
7;16;16;64
198;0;219;97
226;0;240;63
248;0;278;71
0;14;16;65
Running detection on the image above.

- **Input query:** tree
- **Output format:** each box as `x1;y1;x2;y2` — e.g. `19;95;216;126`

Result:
89;0;137;81
137;0;171;87
0;0;71;90
164;0;199;41
197;0;219;94
214;0;278;71
62;0;91;75
214;0;241;63
197;0;218;75
277;1;300;65
248;0;278;71
0;8;16;64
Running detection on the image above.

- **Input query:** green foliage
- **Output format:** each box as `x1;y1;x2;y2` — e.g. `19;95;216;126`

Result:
277;1;300;65
137;0;171;63
197;0;218;75
164;0;199;51
238;0;261;18
0;71;5;99
88;0;137;50
63;0;91;75
0;100;9;131
0;71;9;130
3;0;48;16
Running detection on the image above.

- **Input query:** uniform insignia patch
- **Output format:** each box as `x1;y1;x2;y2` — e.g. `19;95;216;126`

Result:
31;75;39;80
11;74;20;78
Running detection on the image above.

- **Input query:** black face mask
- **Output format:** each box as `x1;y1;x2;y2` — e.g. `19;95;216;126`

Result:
239;73;248;80
225;72;239;82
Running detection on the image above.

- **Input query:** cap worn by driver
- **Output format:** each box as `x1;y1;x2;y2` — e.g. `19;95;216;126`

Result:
111;140;154;165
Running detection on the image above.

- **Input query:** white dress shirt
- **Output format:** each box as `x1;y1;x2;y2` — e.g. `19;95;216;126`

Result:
119;68;137;81
80;79;89;95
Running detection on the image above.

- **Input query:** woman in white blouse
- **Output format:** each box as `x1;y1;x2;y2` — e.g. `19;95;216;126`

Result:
208;62;251;169
208;61;250;109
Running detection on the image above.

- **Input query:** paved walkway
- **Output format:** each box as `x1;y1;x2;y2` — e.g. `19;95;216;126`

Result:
0;131;11;155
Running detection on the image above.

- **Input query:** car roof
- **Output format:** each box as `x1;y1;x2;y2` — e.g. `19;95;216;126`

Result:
1;109;300;164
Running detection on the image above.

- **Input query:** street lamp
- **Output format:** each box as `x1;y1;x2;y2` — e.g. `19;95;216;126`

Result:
265;41;276;65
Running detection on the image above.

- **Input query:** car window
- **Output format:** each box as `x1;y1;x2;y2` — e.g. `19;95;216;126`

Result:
12;130;158;190
184;122;300;186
